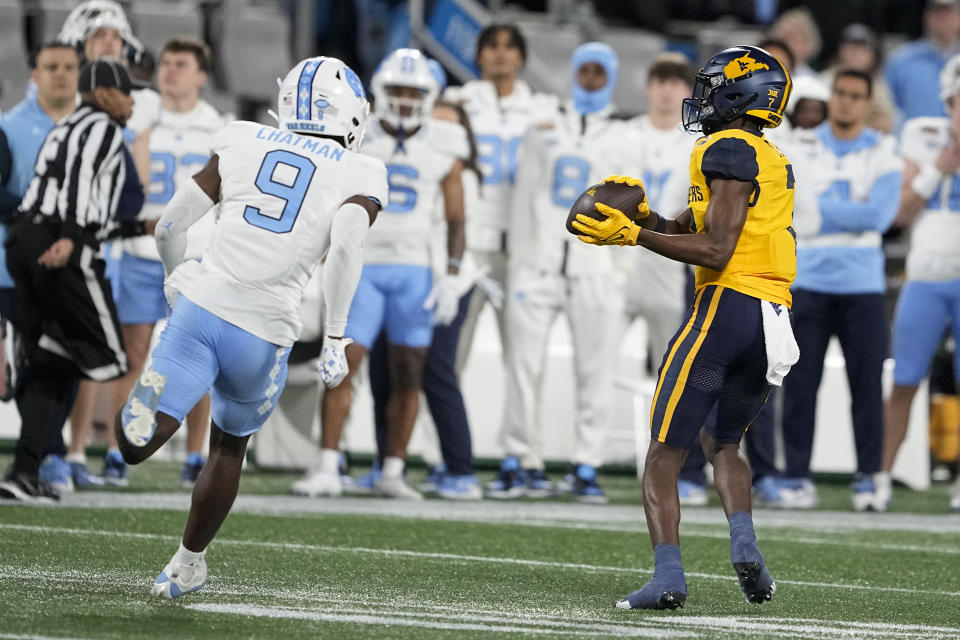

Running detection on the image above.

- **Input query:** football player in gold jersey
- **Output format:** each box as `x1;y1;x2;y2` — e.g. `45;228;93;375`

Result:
573;45;796;610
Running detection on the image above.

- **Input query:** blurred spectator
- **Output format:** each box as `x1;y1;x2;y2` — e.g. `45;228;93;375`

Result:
504;43;633;503
821;24;894;132
442;25;557;499
879;53;960;511
781;70;903;512
0;42;80;404
757;37;795;73
770;7;822;78
786;75;829;130
885;0;960;126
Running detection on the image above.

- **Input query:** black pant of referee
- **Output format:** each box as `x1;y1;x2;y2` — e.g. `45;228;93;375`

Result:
1;216;129;499
0;59;141;501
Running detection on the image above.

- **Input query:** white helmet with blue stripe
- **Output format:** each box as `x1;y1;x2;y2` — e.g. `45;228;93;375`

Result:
277;56;370;151
371;48;439;131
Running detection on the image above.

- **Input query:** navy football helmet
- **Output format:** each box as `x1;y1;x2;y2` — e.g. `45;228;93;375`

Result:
682;45;792;134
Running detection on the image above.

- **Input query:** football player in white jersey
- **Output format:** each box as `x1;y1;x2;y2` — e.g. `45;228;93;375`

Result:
111;37;227;487
622;54;697;369
443;24;557;378
491;43;631;502
294;49;467;500
113;57;387;598
879;54;960;511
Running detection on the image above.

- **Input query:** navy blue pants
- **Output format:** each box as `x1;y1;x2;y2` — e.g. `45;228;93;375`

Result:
368;287;475;474
651;285;771;450
781;289;886;477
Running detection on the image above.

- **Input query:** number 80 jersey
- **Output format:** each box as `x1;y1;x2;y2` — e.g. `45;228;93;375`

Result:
166;121;388;347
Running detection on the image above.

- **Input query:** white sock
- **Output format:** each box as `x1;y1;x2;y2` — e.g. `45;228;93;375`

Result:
176;540;205;565
65;452;86;465
382;456;404;478
319;448;340;474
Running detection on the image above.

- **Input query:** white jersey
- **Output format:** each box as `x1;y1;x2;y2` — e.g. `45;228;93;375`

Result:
443;79;557;252
360;116;467;266
128;99;227;260
777;126;828;239
166;121;388;346
900;116;960;281
618;116;698;309
510;103;634;276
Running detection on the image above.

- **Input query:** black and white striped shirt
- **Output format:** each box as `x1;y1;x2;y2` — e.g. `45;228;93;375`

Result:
19;104;126;243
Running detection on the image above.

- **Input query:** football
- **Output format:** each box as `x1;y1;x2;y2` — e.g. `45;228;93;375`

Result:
565;179;647;235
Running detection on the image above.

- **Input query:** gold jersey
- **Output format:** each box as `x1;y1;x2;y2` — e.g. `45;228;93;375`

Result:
687;128;796;307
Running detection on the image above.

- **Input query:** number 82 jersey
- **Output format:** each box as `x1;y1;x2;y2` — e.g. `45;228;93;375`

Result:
166;121;388;347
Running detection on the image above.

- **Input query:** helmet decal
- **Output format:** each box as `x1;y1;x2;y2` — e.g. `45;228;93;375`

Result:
723;54;769;80
297;59;323;122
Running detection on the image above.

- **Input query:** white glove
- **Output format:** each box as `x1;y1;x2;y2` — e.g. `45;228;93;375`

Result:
317;337;353;388
474;272;504;310
423;276;464;326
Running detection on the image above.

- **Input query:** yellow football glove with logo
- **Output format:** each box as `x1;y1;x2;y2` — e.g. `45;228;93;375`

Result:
599;175;652;221
572;202;643;246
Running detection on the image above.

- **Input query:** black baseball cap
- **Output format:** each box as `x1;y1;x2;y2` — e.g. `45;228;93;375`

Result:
78;59;132;94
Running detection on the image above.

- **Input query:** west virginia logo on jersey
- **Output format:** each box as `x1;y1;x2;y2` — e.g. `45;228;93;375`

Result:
723;54;770;80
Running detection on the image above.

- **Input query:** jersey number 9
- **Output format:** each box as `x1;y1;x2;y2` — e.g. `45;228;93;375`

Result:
243;150;317;234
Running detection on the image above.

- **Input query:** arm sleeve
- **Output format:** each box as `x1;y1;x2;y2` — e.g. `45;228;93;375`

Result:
322;201;370;337
700;136;759;186
818;170;902;233
154;177;215;276
114;145;145;219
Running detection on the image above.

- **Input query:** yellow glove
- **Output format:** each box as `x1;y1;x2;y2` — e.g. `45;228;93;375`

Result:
599;175;652;221
571;202;642;246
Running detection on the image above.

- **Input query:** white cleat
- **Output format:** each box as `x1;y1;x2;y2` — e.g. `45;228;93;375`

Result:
950;476;960;512
374;475;423;500
152;555;207;599
291;469;342;497
778;479;819;509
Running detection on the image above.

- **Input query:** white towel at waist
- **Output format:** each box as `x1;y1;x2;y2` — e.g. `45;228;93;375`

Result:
760;300;799;386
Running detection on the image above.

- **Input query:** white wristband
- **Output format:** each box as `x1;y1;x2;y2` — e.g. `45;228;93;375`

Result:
911;165;943;200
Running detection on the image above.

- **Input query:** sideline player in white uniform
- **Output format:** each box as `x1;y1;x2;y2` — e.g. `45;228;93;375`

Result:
879;54;960;511
113;57;387;598
56;0;155;486
494;43;633;502
443;24;557;373
294;49;467;500
622;54;697;366
112;37;227;487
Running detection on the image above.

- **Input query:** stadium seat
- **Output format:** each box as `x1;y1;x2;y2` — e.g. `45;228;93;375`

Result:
0;0;30;111
213;2;292;102
601;28;667;115
128;1;203;58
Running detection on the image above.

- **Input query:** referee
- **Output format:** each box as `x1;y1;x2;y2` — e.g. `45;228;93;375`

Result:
0;59;153;501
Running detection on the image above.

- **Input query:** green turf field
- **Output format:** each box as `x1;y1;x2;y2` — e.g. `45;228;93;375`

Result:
2;457;960;639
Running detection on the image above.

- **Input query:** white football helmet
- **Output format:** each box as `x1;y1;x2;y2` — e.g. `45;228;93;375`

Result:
58;0;143;61
277;56;370;151
371;49;439;131
941;53;960;106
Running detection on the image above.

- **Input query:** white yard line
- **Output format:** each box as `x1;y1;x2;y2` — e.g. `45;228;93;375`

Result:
3;523;960;599
5;565;959;640
40;492;960;535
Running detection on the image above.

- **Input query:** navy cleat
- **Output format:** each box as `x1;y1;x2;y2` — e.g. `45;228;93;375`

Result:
180;453;205;488
729;511;775;604
568;464;607;504
616;544;687;610
102;450;129;487
523;468;554;498
733;561;776;604
486;456;526;499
